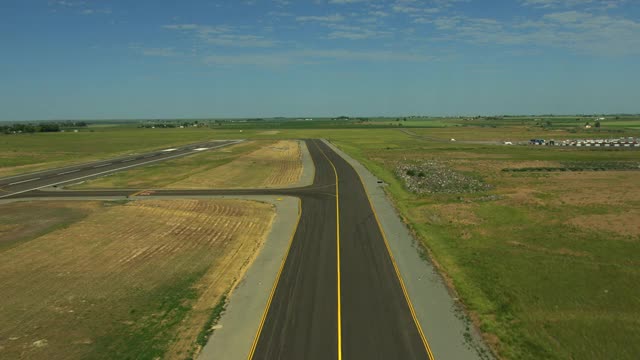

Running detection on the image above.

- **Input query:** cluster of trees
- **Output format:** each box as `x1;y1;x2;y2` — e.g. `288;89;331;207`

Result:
138;121;201;128
1;121;87;134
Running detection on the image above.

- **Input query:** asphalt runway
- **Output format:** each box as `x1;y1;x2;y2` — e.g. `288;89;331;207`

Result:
0;139;242;199
5;139;433;360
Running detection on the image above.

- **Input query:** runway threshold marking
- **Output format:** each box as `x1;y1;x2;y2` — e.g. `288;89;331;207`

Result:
8;177;40;186
247;198;303;360
347;146;436;360
313;140;343;360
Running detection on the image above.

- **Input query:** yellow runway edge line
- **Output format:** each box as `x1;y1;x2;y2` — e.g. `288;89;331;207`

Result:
313;141;343;360
349;151;436;360
247;198;303;359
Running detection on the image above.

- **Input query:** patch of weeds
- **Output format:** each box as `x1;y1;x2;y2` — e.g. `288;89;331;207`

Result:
87;271;204;360
185;293;229;360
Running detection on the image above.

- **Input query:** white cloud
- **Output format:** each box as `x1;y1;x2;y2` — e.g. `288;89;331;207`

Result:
521;0;625;9
49;0;111;15
329;0;370;3
267;11;293;17
429;11;640;55
296;14;345;22
81;8;111;15
204;49;434;66
132;47;181;57
163;24;276;48
51;0;85;7
326;24;391;40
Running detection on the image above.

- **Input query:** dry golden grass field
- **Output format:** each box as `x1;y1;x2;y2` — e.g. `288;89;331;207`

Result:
170;139;302;188
73;140;303;190
0;199;274;360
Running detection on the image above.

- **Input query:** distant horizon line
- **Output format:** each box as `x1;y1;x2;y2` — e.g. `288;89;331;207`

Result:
2;113;639;123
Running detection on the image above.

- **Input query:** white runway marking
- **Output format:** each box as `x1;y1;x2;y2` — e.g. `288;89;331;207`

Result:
58;169;80;175
8;178;40;186
0;140;243;199
93;163;112;168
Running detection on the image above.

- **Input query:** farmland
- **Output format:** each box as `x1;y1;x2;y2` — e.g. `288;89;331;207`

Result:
73;140;303;189
0;199;274;360
2;115;639;178
2;116;640;359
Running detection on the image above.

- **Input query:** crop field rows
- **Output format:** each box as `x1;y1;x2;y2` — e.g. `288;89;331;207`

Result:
0;199;274;360
2;120;640;360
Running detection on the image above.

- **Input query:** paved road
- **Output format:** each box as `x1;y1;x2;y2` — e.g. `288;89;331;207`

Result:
6;139;434;360
0;139;242;199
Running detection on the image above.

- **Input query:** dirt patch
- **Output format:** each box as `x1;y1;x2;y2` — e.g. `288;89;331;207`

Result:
502;160;562;169
258;130;280;135
431;204;481;225
548;171;640;206
508;241;591;258
567;212;640;239
500;188;547;206
0;201;102;247
169;140;302;189
0;199;275;360
435;152;512;160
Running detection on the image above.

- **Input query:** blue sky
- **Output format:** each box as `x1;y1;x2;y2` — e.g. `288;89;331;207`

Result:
1;0;639;120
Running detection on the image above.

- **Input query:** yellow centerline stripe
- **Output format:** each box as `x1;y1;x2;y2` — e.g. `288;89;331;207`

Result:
247;197;303;360
313;140;343;360
326;139;436;360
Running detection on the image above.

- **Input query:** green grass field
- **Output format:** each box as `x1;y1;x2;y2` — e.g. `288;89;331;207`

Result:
321;130;640;360
2;118;640;359
0;128;220;177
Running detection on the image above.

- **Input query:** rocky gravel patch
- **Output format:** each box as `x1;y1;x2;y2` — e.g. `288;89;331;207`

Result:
396;161;492;194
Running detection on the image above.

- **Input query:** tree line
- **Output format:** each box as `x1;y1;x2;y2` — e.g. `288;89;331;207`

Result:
1;121;88;134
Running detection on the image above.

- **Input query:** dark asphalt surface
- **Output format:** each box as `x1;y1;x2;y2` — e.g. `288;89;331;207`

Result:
0;140;241;199
5;139;433;360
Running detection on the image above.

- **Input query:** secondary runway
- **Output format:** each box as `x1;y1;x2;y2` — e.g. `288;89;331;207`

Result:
0;139;242;199
5;139;434;359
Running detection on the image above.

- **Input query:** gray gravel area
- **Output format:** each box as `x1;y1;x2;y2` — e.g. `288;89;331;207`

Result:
322;139;493;360
295;139;315;187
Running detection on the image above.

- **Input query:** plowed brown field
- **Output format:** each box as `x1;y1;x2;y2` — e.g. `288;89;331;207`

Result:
0;199;274;360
